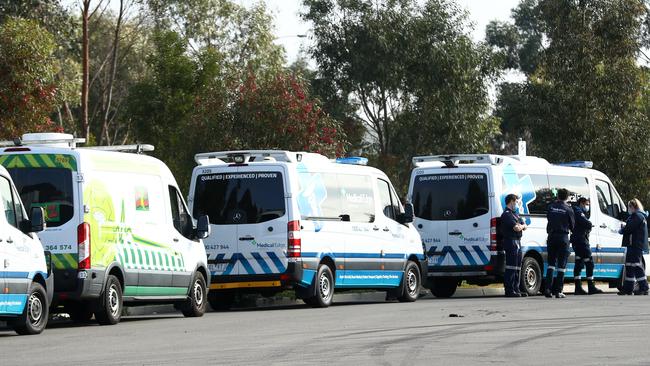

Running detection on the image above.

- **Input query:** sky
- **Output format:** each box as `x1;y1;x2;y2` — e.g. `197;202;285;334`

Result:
238;0;522;63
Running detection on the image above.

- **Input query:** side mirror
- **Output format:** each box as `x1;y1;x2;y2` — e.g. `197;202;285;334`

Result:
195;215;211;239
30;206;45;233
398;203;414;224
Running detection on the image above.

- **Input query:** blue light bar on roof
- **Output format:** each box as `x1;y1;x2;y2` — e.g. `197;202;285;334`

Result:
556;161;593;169
336;157;368;166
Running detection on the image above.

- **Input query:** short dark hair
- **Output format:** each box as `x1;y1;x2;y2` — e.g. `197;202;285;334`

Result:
505;194;519;205
557;188;569;201
577;197;589;205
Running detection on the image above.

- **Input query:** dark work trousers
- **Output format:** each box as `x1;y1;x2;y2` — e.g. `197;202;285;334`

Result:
504;239;523;295
573;244;594;280
546;238;570;294
623;247;649;293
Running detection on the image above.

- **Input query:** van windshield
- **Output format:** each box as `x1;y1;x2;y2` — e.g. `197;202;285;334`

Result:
193;171;286;225
413;173;489;221
8;167;75;227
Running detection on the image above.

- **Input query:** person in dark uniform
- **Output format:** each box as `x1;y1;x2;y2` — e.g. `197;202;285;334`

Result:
571;197;602;295
500;194;527;297
618;198;649;296
545;188;575;298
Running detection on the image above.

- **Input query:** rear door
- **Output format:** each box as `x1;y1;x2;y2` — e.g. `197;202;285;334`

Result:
235;166;289;276
411;168;450;269
445;169;492;268
2;153;80;291
376;178;408;286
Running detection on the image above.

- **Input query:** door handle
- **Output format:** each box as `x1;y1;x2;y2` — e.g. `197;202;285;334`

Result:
449;231;462;236
600;224;607;229
383;227;390;232
173;238;180;242
239;236;255;241
373;226;380;231
6;237;13;244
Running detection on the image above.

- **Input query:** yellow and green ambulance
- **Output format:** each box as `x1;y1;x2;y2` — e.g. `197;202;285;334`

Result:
0;133;211;325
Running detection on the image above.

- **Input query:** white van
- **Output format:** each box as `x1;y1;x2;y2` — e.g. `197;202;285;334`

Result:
0;133;211;325
188;151;427;308
0;165;51;335
408;154;635;297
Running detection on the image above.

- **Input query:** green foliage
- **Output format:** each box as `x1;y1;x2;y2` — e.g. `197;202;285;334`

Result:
490;0;650;203
303;0;500;193
0;17;63;139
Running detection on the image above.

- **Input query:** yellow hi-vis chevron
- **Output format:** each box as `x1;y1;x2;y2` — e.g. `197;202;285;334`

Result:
51;253;78;269
0;154;78;171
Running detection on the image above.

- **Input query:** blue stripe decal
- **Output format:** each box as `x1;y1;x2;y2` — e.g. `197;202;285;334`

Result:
460;246;477;266
300;252;320;258
0;294;27;315
239;256;256;275
473;245;490;264
447;248;463;266
384;253;406;259
3;271;30;279
251;252;272;274
267;252;286;272
223;255;237;275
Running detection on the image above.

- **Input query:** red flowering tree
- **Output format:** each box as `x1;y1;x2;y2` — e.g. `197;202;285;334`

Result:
0;18;63;140
232;72;347;157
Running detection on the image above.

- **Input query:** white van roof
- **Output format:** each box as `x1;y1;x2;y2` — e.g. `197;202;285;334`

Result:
413;154;552;168
0;133;154;153
194;150;331;165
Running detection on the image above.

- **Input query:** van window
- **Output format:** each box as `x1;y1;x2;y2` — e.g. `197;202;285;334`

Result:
0;176;18;228
8;167;74;227
337;174;375;223
169;186;193;238
193;171;286;225
596;180;619;218
378;178;399;221
549;175;589;203
413;173;489;221
527;174;552;215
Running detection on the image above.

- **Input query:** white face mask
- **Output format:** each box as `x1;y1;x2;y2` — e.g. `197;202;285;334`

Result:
583;205;590;213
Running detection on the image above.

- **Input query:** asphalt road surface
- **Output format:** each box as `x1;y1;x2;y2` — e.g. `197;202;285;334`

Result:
1;288;648;365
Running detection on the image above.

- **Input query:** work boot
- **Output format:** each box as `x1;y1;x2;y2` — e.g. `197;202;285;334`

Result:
544;289;553;298
574;280;588;295
587;280;603;295
555;292;566;299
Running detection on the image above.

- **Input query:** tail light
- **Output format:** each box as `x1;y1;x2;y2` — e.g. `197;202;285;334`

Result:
287;220;301;258
490;217;498;251
78;222;91;270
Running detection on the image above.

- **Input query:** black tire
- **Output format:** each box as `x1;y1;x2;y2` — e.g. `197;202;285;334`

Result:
520;256;542;296
66;301;94;323
94;275;122;325
208;291;235;311
430;278;457;298
306;264;334;308
12;282;49;335
398;261;421;302
181;272;207;317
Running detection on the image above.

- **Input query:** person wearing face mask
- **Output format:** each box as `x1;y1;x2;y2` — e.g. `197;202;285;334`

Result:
500;194;527;297
618;198;649;296
571;197;602;295
545;188;575;298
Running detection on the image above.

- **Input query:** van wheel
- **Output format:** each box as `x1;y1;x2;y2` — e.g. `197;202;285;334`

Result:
430;278;457;298
208;291;235;311
521;256;542;296
66;301;94;323
181;272;207;317
398;261;421;302
306;264;334;308
12;282;49;335
94;275;122;325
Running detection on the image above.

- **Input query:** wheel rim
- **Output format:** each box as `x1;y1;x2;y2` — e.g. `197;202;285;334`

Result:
319;272;331;300
108;285;120;317
28;292;43;326
524;264;537;291
407;269;418;297
193;280;204;306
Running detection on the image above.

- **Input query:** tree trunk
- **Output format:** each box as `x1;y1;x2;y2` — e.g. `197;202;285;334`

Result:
100;0;125;146
81;0;91;140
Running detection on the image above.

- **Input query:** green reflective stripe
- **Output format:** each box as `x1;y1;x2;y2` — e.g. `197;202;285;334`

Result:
51;253;78;269
132;235;167;249
124;286;187;297
0;154;77;171
158;253;164;268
